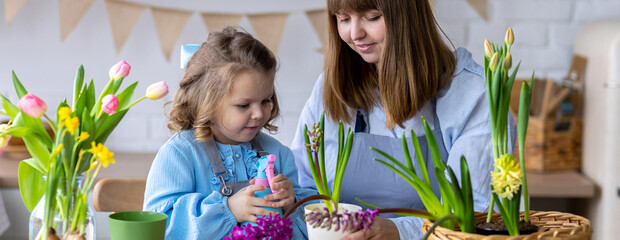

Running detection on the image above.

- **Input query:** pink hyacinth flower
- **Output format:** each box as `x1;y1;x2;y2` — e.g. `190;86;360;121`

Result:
102;94;119;114
17;93;47;118
109;60;131;81
145;81;169;100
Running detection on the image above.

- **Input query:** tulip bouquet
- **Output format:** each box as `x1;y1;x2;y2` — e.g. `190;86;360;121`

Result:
0;60;168;240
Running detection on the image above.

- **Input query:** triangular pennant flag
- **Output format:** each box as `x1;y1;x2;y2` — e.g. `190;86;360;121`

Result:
466;0;489;21
247;13;289;54
5;0;28;24
104;0;147;54
305;9;328;48
151;7;193;61
58;0;96;42
200;13;243;32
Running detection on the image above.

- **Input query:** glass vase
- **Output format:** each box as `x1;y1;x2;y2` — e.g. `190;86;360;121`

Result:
28;176;96;240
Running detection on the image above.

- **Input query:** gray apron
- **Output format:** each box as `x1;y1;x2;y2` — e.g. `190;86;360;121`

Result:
203;137;268;196
339;101;448;218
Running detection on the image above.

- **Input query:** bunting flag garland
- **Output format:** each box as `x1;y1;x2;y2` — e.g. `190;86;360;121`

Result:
466;0;489;20
4;1;490;60
4;0;28;24
201;13;243;32
305;9;328;48
105;0;147;54
58;0;96;42
247;13;289;54
151;7;193;61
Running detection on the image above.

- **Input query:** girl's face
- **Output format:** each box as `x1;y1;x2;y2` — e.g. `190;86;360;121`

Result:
335;9;386;64
212;70;275;145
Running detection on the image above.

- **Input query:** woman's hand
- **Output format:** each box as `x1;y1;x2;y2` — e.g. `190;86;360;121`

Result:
341;217;400;240
264;174;295;209
227;184;278;223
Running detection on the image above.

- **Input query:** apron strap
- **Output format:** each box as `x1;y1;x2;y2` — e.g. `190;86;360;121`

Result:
203;136;266;196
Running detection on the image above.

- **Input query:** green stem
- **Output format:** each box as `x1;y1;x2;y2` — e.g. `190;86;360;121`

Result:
124;95;147;110
43;114;57;134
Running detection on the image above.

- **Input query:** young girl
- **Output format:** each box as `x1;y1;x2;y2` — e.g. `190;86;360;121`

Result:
144;27;315;239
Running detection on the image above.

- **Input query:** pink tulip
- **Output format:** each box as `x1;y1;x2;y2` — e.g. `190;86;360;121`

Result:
145;81;169;100
17;93;47;118
102;94;119;114
109;60;131;81
0;124;12;154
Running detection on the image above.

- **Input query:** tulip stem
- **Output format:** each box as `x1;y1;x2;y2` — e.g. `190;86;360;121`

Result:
124;96;147;110
43;114;57;134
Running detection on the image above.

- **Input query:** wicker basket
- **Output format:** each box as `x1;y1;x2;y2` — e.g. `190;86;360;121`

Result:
422;211;592;240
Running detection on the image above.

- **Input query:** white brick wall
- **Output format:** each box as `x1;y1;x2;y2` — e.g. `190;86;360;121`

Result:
1;0;620;154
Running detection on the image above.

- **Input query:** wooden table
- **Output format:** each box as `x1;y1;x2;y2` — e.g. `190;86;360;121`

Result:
0;153;156;188
0;154;597;199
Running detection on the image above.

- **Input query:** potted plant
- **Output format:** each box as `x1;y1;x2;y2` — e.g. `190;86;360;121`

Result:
301;112;362;239
0;61;169;240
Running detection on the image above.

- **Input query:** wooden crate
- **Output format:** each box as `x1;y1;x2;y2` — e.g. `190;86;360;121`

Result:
510;55;586;172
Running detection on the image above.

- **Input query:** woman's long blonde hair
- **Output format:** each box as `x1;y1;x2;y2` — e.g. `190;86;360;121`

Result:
167;27;280;141
324;0;456;128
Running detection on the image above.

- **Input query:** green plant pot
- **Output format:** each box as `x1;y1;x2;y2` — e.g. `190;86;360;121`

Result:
109;211;167;240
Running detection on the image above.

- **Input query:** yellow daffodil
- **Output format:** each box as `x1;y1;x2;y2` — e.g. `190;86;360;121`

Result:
58;107;72;122
76;132;89;142
89;142;115;167
491;154;522;200
64;116;80;135
52;144;64;156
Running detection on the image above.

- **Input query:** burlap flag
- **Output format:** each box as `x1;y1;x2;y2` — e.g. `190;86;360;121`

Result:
58;0;96;42
247;13;289;54
151;7;193;61
466;0;489;21
430;0;436;8
201;13;243;32
4;0;28;24
104;0;147;54
305;9;328;48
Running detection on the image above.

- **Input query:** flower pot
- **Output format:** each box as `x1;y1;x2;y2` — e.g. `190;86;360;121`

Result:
421;211;592;240
304;203;362;240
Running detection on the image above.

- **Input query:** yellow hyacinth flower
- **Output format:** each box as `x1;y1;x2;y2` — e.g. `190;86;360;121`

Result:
491;154;522;200
89;142;115;167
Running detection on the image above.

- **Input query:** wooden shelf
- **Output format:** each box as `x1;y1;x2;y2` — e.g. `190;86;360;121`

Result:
526;170;596;198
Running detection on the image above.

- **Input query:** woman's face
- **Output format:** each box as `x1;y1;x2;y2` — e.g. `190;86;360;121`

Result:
335;9;386;64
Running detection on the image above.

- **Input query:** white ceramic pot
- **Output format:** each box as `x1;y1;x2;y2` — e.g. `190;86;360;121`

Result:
304;203;362;240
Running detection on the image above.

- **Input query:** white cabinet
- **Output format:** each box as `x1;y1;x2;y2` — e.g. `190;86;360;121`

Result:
574;18;620;240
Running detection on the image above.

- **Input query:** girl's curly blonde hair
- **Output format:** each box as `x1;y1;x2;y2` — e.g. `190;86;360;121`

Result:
167;27;280;141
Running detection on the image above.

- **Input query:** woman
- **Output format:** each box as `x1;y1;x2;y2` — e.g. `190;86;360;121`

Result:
291;0;516;239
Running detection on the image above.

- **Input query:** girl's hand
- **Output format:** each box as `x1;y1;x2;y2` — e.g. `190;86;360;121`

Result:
264;174;295;209
227;184;278;223
341;217;399;240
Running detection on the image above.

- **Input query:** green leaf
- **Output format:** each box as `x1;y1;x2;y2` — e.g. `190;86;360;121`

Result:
0;126;31;137
72;65;85;109
74;85;88;120
401;132;414;173
421;117;445;172
85;80;96;112
18;159;45;212
410;129;431;188
12;71;28;99
94;109;128;143
0;93;20;118
116;81;138;110
460;156;474;232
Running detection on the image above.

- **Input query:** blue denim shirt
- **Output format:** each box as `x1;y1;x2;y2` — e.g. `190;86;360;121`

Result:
144;131;317;239
291;48;517;240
